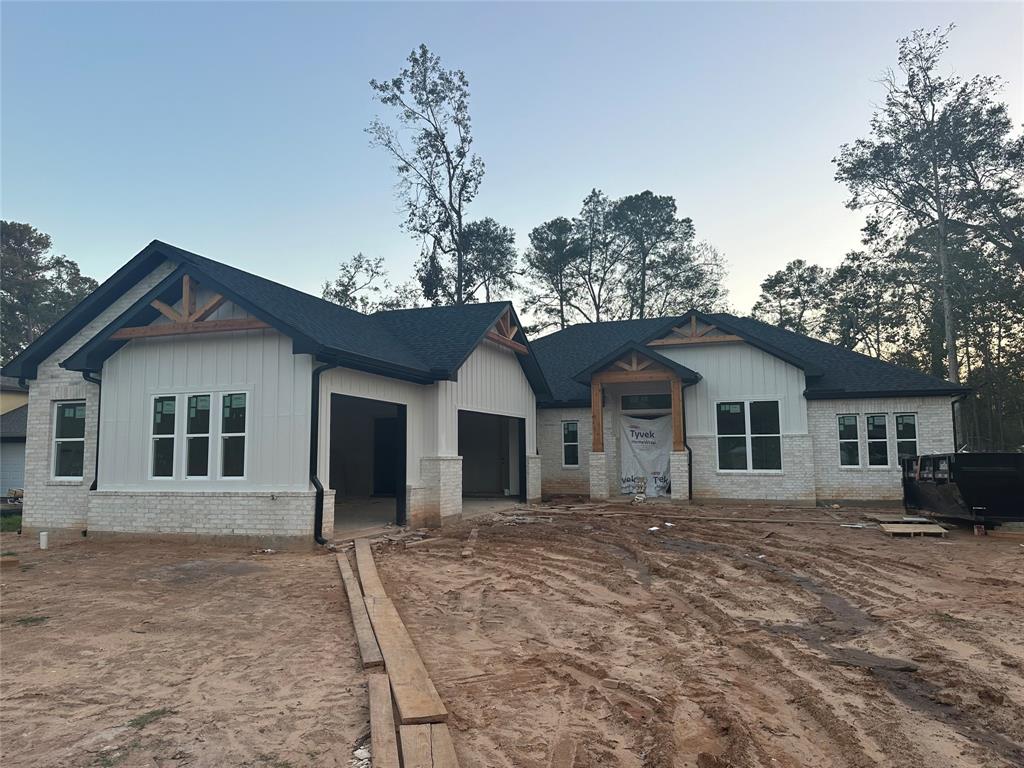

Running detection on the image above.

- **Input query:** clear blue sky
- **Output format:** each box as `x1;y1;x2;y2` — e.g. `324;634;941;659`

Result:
2;1;1021;313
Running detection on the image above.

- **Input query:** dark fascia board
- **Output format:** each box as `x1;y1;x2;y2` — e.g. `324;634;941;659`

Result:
571;340;702;385
1;242;168;379
643;310;824;378
316;348;438;385
804;387;971;400
450;302;553;399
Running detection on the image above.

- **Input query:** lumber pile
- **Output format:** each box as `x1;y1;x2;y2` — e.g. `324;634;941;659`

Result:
336;538;457;767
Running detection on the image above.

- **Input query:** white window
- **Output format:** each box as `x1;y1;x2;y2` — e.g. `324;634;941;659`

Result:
53;401;86;479
561;420;579;467
895;414;918;460
838;415;859;466
185;394;211;478
151;396;177;478
716;400;782;472
866;414;889;466
220;393;247;478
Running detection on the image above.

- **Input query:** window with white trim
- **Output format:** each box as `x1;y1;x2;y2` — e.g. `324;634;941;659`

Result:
838;415;859;466
53;401;86;478
716;400;782;471
895;414;918;460
186;394;211;478
561;421;579;467
151;396;176;477
866;414;889;466
221;393;247;477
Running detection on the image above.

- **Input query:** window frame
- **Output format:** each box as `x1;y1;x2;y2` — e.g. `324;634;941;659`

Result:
149;394;179;480
895;413;918;462
561;419;580;469
218;391;249;480
865;413;890;468
184;393;213;480
714;399;783;474
837;414;861;468
52;400;87;480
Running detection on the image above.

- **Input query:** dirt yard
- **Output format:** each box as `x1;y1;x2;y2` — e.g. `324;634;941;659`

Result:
2;506;1023;768
0;535;367;768
376;505;1024;768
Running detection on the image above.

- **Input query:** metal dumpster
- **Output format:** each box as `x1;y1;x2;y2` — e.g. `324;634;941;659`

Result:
902;453;1024;522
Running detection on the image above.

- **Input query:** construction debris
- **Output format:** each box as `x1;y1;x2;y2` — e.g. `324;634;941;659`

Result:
879;523;948;538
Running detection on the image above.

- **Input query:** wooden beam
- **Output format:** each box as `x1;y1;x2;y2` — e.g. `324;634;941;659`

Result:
335;554;383;669
368;674;401;768
591;369;675;385
696;323;717;337
400;725;433;768
485;331;528;355
189;292;226;322
150;300;183;323
671;377;685;452
354;538;387;599
591;381;604;453
182;275;195;318
648;334;743;347
690;315;697;336
430;724;459;768
111;317;270;340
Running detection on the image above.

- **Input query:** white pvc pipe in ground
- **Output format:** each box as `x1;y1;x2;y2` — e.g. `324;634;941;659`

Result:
39;531;48;550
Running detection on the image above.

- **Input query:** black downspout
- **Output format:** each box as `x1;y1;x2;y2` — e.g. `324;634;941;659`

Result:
309;362;336;545
82;371;102;491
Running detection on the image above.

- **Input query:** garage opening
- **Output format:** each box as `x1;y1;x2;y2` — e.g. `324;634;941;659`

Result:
329;394;406;530
458;410;526;502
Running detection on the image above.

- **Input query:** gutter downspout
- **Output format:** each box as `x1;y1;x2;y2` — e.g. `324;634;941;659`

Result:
82;371;101;491
309;361;336;545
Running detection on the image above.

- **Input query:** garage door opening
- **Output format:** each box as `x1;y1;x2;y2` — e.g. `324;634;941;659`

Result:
329;394;406;530
458;410;526;502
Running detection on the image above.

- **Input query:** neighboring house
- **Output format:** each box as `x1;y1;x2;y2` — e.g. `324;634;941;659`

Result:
1;240;968;543
1;375;29;414
1;241;546;542
532;314;967;506
1;403;28;495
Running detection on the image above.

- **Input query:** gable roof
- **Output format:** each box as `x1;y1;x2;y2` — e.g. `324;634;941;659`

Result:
532;310;969;406
3;240;549;396
0;404;28;440
571;341;701;385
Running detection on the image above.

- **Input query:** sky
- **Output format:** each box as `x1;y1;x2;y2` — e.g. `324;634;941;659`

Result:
2;1;1021;315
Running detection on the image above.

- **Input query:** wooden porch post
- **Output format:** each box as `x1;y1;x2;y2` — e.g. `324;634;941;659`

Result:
671;376;685;452
591;381;604;452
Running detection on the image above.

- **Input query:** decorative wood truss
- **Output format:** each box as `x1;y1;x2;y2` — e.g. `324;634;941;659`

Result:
484;307;528;355
590;350;685;453
111;274;270;340
647;315;742;347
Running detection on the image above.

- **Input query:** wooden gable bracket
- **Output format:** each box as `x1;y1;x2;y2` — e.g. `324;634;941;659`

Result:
647;315;743;347
111;273;270;340
485;307;528;355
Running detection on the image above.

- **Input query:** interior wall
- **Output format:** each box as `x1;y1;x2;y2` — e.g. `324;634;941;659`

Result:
330;395;397;497
459;410;511;496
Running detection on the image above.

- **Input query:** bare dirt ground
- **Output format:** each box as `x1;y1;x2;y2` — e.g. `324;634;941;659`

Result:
0;535;367;768
375;504;1024;768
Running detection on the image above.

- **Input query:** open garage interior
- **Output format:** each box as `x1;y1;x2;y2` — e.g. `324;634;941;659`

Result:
329;394;406;530
458;410;525;501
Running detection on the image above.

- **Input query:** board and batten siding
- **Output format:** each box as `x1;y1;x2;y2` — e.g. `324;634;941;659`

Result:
657;343;808;435
437;339;537;456
98;298;312;491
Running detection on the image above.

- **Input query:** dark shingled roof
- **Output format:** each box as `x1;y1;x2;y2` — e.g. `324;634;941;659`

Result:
532;311;968;406
0;376;28;392
1;404;27;440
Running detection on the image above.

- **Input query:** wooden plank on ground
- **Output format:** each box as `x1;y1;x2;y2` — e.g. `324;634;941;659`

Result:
368;674;400;768
335;554;383;669
354;538;388;598
399;724;433;768
365;594;448;724
879;523;947;538
430;723;459;768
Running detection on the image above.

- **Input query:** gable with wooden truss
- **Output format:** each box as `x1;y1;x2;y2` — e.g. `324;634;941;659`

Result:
647;315;743;347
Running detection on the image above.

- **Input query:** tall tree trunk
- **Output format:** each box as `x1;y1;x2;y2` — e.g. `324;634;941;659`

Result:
935;219;959;384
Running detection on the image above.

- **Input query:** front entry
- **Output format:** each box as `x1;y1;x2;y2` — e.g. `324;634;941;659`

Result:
458;410;526;501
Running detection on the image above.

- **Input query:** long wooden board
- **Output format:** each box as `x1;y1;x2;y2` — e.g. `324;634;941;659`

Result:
335;554;383;669
430;724;459;768
354;538;388;598
398;723;459;768
368;674;400;768
364;593;448;724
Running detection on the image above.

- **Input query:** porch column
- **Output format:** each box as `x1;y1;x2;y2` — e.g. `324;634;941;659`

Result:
589;381;609;499
670;376;691;502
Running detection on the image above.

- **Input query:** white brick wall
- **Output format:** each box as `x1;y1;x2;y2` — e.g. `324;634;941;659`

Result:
537;407;590;496
689;434;816;505
525;454;542;501
670;450;690;501
808;396;954;502
588;452;609;500
86;490;318;536
413;456;463;527
23;262;176;532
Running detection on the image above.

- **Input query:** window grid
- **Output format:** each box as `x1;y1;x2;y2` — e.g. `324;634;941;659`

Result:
716;400;782;473
150;396;177;478
53;401;86;479
895;413;918;461
185;394;212;478
561;420;579;467
220;393;247;478
838;415;860;467
866;414;889;467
